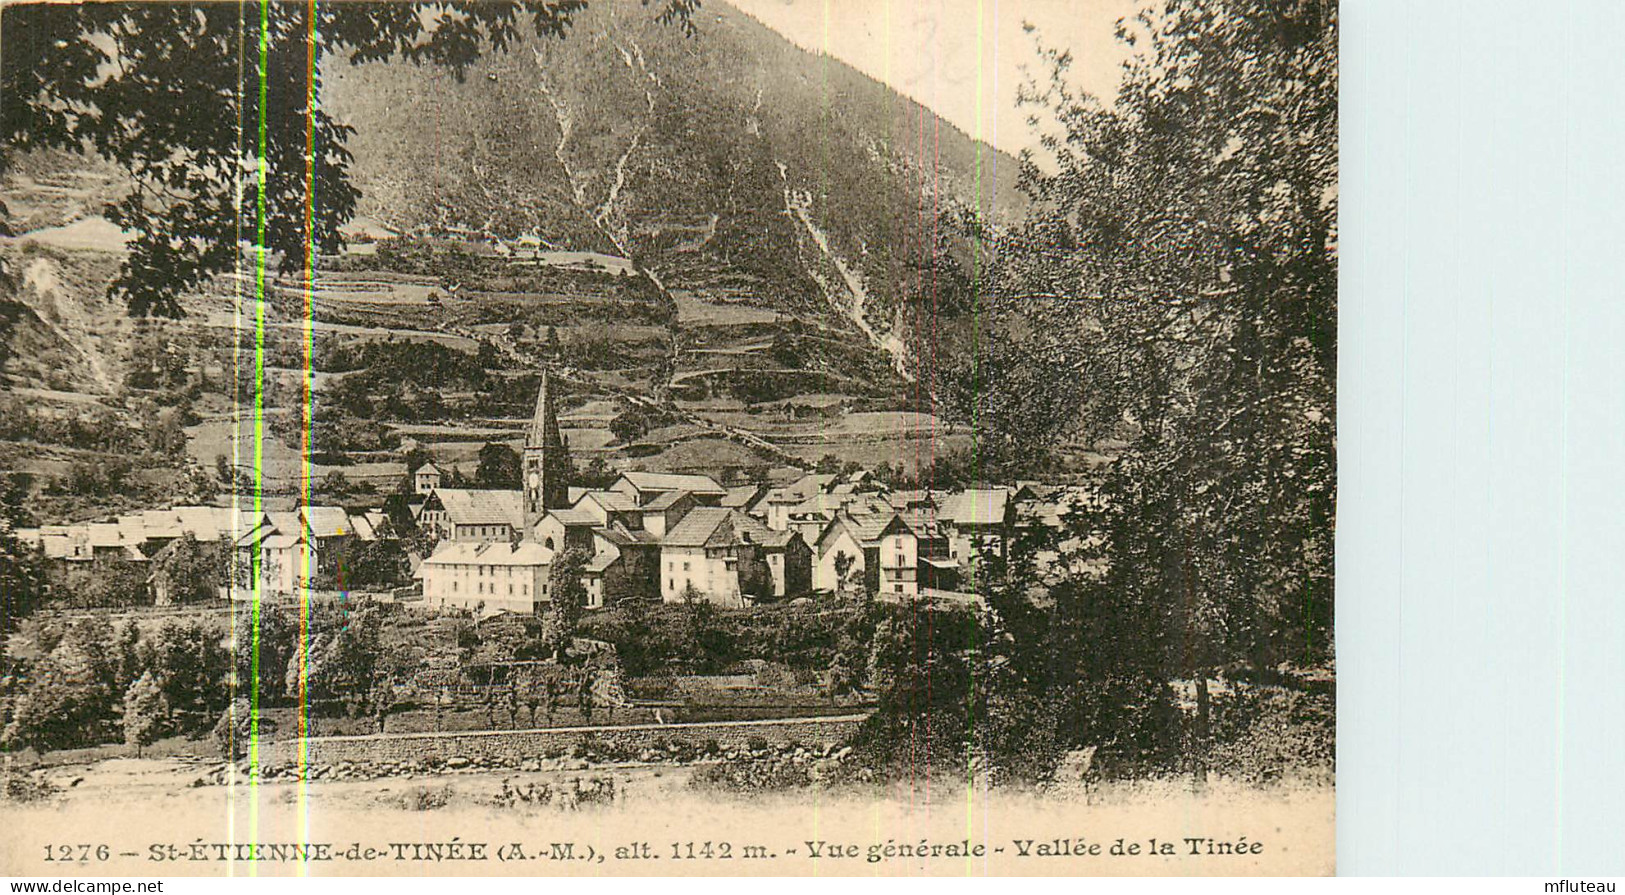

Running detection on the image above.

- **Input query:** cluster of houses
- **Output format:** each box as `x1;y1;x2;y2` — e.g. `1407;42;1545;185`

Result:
403;376;1070;617
13;503;389;604
16;375;1090;616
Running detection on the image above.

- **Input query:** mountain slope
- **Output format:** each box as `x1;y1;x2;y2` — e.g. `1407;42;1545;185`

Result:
324;0;1023;389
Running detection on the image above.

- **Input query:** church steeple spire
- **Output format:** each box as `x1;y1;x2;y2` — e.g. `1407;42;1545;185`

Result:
523;370;570;534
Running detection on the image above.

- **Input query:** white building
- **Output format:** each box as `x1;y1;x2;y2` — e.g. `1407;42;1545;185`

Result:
658;507;773;607
418;540;554;616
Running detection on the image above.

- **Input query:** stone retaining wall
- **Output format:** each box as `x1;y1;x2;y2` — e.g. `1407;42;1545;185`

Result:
261;714;868;768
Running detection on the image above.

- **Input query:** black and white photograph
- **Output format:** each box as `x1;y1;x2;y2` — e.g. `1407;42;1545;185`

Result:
0;0;1336;877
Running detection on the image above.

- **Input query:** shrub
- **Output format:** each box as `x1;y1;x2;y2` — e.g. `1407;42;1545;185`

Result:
400;785;452;811
1;768;58;804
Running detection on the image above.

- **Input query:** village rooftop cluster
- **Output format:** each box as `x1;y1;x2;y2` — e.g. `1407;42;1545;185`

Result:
15;376;1086;615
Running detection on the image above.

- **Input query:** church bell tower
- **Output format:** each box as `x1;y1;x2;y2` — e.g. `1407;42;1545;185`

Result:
523;370;570;534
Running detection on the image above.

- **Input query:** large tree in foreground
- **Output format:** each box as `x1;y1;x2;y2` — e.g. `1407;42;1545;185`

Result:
1;0;697;317
996;0;1336;670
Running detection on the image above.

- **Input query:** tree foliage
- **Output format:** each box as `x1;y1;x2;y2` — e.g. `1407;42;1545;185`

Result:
544;548;589;658
121;670;171;755
475;441;522;489
0;482;44;666
992;0;1336;667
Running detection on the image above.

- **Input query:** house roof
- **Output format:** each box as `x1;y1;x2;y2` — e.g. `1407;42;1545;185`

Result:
938;488;1011;526
267;511;303;535
659;506;773;548
172;506;221;541
899;509;946;538
347;513;379;541
660;506;730;547
617;471;725;496
432;488;525;528
768;473;835;504
116;515;147;544
641;489;693;512
728;511;776;542
583;546;621;574
885;489;935;509
575;490;640;513
596;523;661;548
87;522;124;548
301;506;354;538
40;533;71;559
417;461;441;476
140;509;182;539
233;523;272;549
844;511;911;545
757;528;798;549
422;539;553;567
815;516;865;552
545;507;601;528
720;483;764;508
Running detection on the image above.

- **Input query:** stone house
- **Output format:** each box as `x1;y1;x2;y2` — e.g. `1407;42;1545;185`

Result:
658;507;773;607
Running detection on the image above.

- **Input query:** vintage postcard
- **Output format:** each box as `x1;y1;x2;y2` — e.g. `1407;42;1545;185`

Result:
0;0;1336;877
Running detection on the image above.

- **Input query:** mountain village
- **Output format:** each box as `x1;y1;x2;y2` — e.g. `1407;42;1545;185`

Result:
13;371;1081;618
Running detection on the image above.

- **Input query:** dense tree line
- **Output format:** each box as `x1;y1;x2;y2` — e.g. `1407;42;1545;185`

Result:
850;0;1338;784
928;0;1336;664
1;617;230;753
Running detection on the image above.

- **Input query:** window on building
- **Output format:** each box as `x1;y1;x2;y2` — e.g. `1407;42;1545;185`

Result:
894;584;903;593
683;561;690;571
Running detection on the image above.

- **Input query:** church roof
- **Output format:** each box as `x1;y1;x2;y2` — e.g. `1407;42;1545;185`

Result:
527;371;563;448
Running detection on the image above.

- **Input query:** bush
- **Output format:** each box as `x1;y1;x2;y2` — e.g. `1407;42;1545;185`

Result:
1204;685;1334;786
1;767;58;804
400;785;452;811
690;755;815;792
